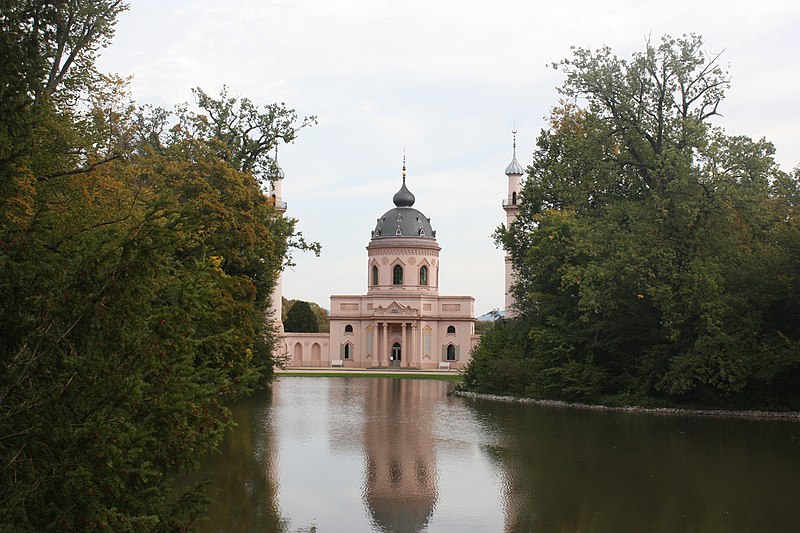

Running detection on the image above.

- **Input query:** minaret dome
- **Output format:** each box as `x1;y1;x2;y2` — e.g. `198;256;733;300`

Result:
504;129;525;176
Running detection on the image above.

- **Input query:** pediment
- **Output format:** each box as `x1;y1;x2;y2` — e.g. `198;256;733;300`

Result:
373;301;418;316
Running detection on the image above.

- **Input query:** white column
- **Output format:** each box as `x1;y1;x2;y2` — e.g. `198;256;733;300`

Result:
371;322;376;367
382;322;389;368
411;323;418;368
401;323;408;367
376;322;382;367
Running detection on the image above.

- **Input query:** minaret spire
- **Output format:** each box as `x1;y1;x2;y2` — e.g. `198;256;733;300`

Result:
271;144;285;180
512;125;517;156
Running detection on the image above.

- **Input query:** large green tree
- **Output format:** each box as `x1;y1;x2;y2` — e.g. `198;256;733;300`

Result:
282;297;329;332
283;300;320;333
0;1;317;529
468;35;800;408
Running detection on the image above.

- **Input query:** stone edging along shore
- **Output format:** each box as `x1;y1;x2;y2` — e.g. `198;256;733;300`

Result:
454;391;800;422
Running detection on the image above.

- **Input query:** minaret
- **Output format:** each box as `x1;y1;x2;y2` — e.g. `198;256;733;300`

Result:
502;129;524;316
268;146;287;333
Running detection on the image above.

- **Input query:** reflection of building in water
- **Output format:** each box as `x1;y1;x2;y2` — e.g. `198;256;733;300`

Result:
362;379;439;532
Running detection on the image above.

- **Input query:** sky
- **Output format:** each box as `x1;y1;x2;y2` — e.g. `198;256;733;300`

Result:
96;0;800;316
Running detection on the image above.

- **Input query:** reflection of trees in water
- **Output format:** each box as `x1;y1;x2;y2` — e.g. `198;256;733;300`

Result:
181;389;286;532
361;379;441;533
468;398;800;532
326;378;366;452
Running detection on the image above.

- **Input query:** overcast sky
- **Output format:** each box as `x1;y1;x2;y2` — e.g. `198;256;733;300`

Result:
97;0;800;315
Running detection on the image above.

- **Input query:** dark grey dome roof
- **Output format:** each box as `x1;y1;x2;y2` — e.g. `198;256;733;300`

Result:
372;175;436;239
372;207;435;239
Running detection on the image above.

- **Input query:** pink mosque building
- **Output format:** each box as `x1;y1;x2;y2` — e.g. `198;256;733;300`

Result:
271;138;523;370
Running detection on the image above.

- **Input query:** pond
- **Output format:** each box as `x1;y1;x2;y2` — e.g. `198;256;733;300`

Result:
186;377;800;532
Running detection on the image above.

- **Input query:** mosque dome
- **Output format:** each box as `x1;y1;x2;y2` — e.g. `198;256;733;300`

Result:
372;164;436;240
372;206;435;239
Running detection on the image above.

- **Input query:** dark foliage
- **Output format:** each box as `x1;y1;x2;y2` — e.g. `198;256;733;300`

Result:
469;35;800;410
0;2;317;529
283;300;320;333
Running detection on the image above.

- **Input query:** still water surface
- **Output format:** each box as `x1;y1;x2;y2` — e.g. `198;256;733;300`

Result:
189;377;800;532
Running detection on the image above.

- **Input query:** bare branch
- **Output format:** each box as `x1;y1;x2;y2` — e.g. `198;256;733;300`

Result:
40;154;121;181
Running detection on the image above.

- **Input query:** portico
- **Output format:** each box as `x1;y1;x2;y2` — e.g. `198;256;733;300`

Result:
371;320;419;368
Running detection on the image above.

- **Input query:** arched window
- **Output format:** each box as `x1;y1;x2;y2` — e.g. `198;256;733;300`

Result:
372;265;379;286
512;191;517;205
419;265;428;285
344;343;352;359
344;324;353;333
446;344;456;361
447;325;456;334
393;265;403;285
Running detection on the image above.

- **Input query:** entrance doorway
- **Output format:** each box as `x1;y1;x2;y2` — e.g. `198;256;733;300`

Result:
390;342;401;367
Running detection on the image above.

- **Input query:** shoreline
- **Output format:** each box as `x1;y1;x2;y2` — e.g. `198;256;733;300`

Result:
274;370;800;421
274;368;463;381
454;390;800;422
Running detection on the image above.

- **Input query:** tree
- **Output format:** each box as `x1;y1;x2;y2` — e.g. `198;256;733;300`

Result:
0;2;318;529
309;302;330;333
474;320;494;335
489;35;800;408
283;300;320;333
462;318;539;397
283;298;329;332
1;0;130;245
187;86;316;186
4;0;128;100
